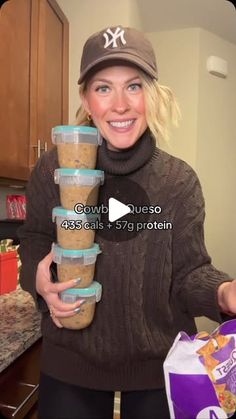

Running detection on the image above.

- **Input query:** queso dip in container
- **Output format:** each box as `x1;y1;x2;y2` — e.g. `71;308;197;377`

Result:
59;281;102;329
52;125;102;169
51;243;101;288
52;207;99;250
54;168;104;211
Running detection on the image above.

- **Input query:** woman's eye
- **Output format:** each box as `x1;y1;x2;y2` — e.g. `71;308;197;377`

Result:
95;85;110;93
128;83;142;91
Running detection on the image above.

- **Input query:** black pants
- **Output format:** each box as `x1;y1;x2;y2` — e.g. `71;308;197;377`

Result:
38;373;170;419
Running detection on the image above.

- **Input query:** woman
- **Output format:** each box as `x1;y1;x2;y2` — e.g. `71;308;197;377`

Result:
19;25;236;419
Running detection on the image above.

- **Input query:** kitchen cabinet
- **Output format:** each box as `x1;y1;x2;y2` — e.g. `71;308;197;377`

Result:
0;0;69;181
0;339;42;419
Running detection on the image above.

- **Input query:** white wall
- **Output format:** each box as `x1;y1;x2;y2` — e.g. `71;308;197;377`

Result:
147;28;200;169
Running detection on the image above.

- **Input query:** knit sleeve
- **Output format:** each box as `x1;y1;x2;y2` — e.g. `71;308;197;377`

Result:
18;149;59;312
171;163;232;323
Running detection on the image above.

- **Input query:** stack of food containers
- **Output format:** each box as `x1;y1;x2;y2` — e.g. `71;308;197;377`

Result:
51;126;104;329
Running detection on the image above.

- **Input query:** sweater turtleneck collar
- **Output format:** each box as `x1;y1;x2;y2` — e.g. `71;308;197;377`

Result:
96;129;156;175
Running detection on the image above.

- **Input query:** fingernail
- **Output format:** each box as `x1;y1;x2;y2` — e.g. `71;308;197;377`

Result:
74;300;86;312
74;307;81;313
73;278;81;285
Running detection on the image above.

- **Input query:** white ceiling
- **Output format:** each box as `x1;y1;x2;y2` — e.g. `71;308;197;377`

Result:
137;0;236;45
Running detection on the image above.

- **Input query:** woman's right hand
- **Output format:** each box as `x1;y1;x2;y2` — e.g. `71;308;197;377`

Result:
36;251;85;328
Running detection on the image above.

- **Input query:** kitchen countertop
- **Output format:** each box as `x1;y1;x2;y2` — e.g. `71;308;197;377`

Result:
0;285;42;373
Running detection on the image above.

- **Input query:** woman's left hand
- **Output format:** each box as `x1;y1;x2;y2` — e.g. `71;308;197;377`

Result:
217;280;236;315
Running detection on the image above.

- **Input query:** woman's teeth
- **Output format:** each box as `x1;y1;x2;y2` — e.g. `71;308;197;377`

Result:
109;120;134;128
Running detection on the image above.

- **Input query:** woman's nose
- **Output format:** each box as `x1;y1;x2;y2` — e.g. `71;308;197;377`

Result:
112;91;130;113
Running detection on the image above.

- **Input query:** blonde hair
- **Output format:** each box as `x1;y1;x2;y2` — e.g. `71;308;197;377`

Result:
75;90;90;126
137;71;181;144
76;68;181;144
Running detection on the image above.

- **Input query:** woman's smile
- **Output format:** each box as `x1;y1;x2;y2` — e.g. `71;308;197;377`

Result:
107;118;137;137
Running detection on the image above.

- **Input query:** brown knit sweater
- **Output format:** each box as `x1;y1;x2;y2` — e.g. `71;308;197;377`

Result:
19;130;231;391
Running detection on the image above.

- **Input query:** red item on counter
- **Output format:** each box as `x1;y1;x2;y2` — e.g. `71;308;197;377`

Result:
6;195;26;219
0;251;18;295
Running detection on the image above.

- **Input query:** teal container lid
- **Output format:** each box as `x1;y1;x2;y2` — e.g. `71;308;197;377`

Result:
52;125;102;145
52;206;100;221
60;281;102;302
53;125;98;134
54;168;104;186
54;168;104;177
52;242;101;259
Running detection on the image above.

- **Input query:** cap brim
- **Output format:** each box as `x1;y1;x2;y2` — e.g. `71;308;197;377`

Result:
78;53;158;84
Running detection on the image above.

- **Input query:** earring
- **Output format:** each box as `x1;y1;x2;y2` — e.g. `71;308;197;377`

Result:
87;113;92;122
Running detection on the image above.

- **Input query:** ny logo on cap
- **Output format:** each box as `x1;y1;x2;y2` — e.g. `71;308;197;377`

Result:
103;27;127;48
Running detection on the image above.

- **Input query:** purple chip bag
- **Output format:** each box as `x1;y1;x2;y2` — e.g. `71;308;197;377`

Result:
164;319;236;419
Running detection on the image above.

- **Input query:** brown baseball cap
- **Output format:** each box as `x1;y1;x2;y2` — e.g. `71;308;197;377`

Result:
78;26;158;84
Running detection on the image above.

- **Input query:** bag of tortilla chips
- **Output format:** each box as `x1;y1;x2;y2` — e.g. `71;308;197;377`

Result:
164;320;236;418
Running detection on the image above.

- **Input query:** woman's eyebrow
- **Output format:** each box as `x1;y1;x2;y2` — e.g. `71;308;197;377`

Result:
126;76;141;83
91;78;111;84
91;76;141;85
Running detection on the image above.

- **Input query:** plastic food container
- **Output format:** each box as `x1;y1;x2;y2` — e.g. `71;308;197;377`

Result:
52;207;99;250
52;243;101;288
54;168;104;211
52;125;102;169
59;281;102;329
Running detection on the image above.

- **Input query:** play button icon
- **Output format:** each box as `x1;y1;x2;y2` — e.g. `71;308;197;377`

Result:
108;198;131;222
86;176;151;242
